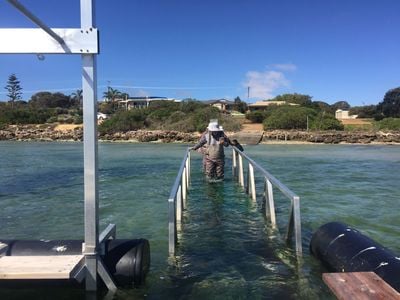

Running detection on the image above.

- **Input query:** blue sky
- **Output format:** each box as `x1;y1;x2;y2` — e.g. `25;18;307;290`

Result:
1;0;399;106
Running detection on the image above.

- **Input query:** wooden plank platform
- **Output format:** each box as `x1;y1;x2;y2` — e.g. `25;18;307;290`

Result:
0;255;84;280
323;272;400;300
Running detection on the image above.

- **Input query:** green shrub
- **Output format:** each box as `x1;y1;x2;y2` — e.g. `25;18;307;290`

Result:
47;116;58;123
263;106;317;130
246;111;266;123
98;109;149;134
98;101;119;114
310;112;344;130
163;117;197;132
218;114;242;132
373;118;400;130
263;106;344;131
73;115;83;124
192;106;220;132
180;100;206;113
0;107;54;124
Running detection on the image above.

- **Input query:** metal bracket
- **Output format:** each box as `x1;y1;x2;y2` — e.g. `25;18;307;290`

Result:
71;258;87;283
97;257;117;291
99;224;116;244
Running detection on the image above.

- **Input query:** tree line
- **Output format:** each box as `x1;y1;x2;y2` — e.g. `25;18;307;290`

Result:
2;73;400;131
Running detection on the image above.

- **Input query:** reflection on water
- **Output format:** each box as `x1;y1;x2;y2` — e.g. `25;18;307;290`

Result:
0;142;399;299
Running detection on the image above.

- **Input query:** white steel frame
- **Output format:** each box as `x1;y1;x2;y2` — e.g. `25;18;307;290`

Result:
1;0;116;292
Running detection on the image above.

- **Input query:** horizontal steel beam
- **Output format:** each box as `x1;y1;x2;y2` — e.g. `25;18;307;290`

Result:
0;28;98;54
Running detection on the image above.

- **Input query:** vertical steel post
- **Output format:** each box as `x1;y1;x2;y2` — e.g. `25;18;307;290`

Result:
81;0;98;291
232;149;237;178
238;154;244;187
246;163;250;194
185;157;189;189
266;179;276;227
285;196;303;257
187;151;191;182
168;198;176;255
182;169;187;207
176;186;182;223
293;196;302;256
249;163;256;201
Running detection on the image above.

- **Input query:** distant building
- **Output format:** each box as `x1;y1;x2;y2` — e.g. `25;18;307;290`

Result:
204;98;235;112
97;112;108;120
335;109;358;120
248;100;298;111
97;112;108;124
117;97;178;110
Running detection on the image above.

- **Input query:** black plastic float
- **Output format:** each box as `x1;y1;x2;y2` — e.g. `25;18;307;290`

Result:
310;222;400;292
0;239;150;287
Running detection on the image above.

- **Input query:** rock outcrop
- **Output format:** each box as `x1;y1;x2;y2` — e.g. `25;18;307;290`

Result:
262;130;400;144
0;125;199;143
101;130;199;143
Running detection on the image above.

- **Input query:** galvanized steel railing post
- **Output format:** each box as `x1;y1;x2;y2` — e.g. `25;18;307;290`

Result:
249;163;256;201
182;170;187;206
246;163;250;194
176;185;182;223
293;196;302;256
232;148;237;178
286;196;302;256
265;179;276;227
168;148;191;256
168;198;176;255
231;147;302;258
187;151;191;183
238;154;244;187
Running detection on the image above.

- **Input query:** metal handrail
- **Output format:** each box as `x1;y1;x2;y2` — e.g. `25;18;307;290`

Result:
232;147;302;257
168;148;191;255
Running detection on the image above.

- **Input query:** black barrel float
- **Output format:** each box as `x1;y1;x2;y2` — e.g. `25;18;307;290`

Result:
0;238;150;287
310;222;400;292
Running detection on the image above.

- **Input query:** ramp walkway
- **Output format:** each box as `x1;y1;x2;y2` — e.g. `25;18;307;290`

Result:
167;147;303;297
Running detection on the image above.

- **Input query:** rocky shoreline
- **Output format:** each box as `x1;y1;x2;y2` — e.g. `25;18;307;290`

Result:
261;130;400;144
0;125;400;144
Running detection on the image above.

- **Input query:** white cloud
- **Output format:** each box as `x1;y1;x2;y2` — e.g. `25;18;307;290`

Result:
243;70;289;99
243;64;297;99
270;63;297;72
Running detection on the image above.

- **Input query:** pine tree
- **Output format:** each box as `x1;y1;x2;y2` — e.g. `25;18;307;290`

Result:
4;73;23;107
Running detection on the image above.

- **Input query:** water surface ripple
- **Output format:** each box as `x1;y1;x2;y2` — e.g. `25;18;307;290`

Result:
0;142;399;299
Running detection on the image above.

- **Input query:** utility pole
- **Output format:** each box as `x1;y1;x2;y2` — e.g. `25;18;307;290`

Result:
307;115;309;131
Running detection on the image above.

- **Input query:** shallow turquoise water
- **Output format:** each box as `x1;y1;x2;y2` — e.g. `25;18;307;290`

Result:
0;142;399;299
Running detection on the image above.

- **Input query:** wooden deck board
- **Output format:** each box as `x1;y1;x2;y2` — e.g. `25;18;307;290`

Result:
0;255;84;279
323;272;400;300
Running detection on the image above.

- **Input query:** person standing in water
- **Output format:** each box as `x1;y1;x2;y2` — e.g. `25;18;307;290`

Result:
191;121;229;180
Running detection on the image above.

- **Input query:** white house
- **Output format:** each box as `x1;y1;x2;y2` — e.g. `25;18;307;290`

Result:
117;97;177;110
335;109;358;120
